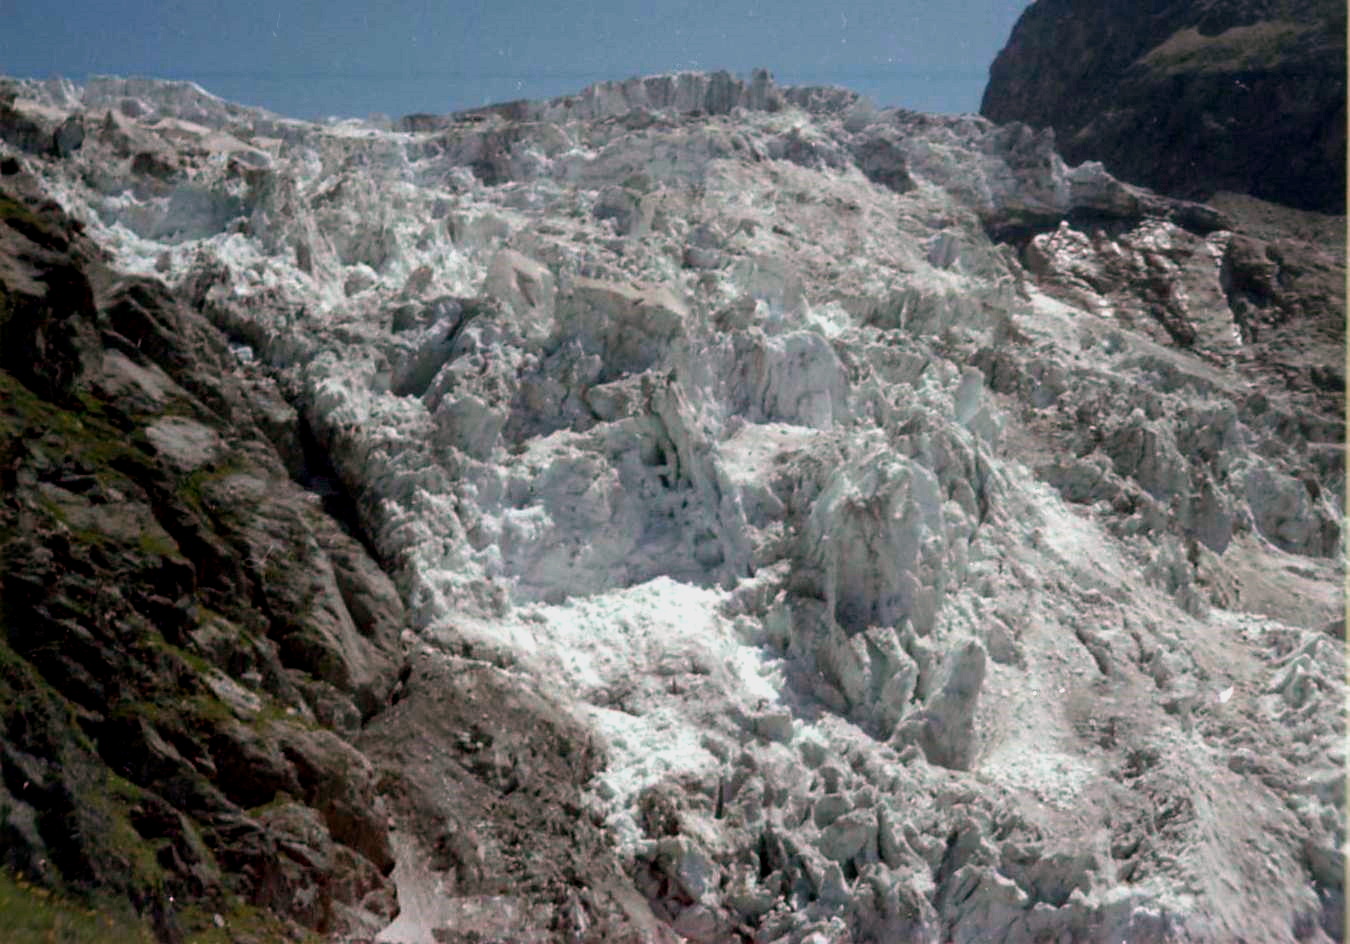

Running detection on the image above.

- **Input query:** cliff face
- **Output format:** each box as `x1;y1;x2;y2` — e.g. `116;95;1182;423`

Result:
0;72;1344;943
981;0;1347;213
0;175;411;940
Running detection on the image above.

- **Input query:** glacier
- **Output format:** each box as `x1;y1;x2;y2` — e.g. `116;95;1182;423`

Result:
0;69;1343;943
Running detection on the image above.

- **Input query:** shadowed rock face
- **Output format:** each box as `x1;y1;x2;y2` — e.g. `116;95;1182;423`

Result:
0;180;407;941
981;0;1347;213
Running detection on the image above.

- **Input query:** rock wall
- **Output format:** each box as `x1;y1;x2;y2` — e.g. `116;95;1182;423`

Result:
0;178;416;940
981;0;1347;213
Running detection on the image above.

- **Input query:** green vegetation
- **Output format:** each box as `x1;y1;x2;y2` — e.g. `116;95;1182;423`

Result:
245;791;300;819
0;634;81;740
87;773;171;891
137;527;181;559
0;870;155;944
176;458;250;516
178;903;325;944
0;871;311;944
0;194;40;228
1139;21;1310;76
108;688;233;730
0;373;148;478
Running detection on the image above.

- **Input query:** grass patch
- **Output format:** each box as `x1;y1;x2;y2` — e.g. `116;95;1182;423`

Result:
82;772;170;892
178;903;324;944
175;459;252;518
1139;21;1311;75
137;527;181;559
0;195;41;228
0;870;155;944
108;689;234;731
0;635;80;736
0;373;145;474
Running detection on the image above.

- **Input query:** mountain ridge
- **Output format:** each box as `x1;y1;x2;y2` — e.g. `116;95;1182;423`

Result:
980;0;1347;213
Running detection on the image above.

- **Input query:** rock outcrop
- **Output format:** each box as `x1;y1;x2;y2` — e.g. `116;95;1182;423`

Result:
981;0;1347;213
0;177;408;940
0;70;1343;944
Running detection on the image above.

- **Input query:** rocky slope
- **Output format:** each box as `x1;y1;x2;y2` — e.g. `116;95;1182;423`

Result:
981;0;1347;214
0;173;409;941
0;71;1344;943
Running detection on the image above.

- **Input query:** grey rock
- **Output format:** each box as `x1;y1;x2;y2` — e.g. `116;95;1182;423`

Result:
52;115;84;157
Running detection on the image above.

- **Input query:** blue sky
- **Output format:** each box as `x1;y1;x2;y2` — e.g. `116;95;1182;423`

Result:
2;1;1030;120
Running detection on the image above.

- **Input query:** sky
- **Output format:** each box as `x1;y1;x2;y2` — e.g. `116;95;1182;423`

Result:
0;0;1031;121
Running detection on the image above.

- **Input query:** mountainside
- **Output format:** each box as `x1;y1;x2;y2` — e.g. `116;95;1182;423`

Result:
0;172;411;941
0;71;1344;943
980;0;1347;213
